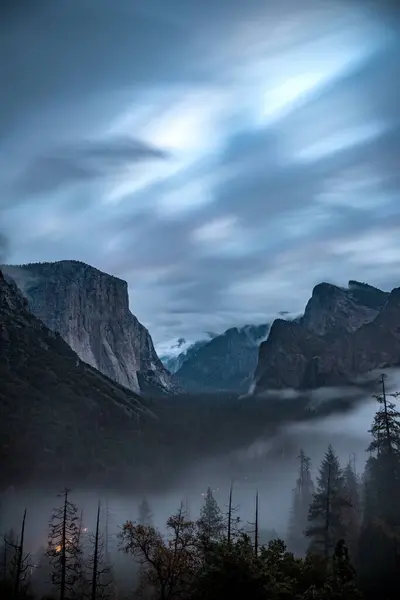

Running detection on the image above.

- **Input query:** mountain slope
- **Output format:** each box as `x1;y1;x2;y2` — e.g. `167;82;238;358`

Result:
2;261;174;395
0;269;155;488
253;281;399;393
175;324;270;392
161;339;210;373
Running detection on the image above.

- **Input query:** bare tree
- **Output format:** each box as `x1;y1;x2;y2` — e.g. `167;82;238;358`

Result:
47;489;83;600
88;502;112;600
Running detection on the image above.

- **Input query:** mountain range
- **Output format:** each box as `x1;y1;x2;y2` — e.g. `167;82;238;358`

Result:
2;260;399;401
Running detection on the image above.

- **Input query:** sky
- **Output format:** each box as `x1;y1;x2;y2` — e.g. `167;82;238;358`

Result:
0;0;399;354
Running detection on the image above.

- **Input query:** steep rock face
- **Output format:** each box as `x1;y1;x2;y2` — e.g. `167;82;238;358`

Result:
2;261;174;395
253;283;400;394
253;320;329;391
301;281;388;336
0;268;154;487
176;324;270;392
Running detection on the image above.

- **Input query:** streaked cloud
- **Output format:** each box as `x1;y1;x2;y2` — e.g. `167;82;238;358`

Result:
0;0;399;349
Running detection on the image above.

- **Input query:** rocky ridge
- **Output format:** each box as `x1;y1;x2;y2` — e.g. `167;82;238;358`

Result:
253;280;399;393
2;261;174;395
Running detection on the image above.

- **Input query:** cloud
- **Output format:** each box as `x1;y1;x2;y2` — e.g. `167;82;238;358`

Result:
1;0;399;349
9;137;169;199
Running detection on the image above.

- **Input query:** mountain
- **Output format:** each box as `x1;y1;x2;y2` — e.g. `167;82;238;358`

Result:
253;280;399;393
2;261;174;395
0;268;155;488
301;280;388;335
161;339;210;373
175;324;270;392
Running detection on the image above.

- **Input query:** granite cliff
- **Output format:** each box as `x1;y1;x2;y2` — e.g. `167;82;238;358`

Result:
2;260;174;395
0;268;155;487
253;280;399;393
175;324;270;392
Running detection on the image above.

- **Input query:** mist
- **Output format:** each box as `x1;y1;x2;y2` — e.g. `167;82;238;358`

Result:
2;368;398;584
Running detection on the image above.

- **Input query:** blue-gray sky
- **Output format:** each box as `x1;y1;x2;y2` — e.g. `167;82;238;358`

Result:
0;0;399;353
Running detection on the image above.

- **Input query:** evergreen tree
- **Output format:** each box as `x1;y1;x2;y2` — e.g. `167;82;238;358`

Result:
137;497;153;527
287;449;314;556
358;376;400;598
341;458;361;561
197;487;224;551
306;446;349;559
47;489;83;600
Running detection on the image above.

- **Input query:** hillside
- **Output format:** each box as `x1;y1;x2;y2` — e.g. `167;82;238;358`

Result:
0;269;155;489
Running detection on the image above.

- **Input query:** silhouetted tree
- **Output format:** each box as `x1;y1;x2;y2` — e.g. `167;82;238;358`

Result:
197;487;224;553
119;502;199;600
88;502;112;600
47;489;83;600
306;446;349;559
287;449;314;556
137;498;153;527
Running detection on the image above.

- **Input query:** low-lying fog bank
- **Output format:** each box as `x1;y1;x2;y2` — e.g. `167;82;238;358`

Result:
2;369;399;560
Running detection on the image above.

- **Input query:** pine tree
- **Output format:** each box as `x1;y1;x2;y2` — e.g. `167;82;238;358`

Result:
287;449;314;556
138;498;153;527
368;375;400;459
47;489;83;600
358;376;400;597
306;445;349;559
341;458;361;560
197;487;224;551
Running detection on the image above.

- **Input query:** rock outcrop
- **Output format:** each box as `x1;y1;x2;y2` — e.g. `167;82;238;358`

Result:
301;280;388;336
2;261;174;395
176;324;270;392
0;268;154;487
253;281;399;394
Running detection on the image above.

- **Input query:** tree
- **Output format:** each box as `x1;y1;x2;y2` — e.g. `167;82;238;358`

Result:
119;502;199;600
1;528;18;586
47;489;83;600
357;377;400;598
306;446;349;559
287;449;314;556
0;511;32;599
368;375;400;454
88;502;112;600
137;498;153;527
341;458;361;561
197;487;224;552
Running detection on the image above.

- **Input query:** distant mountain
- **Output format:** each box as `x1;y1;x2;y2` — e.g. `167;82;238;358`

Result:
161;339;211;373
175;324;270;392
253;280;398;393
2;261;175;396
0;268;154;488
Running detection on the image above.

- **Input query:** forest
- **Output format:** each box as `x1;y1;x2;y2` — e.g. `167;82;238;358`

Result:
1;375;400;600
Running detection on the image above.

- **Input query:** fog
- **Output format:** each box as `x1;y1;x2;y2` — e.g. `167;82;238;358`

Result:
1;369;399;589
